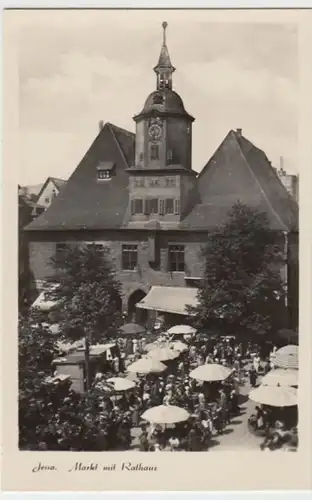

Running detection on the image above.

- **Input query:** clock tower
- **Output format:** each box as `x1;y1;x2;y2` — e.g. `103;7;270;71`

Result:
127;22;197;228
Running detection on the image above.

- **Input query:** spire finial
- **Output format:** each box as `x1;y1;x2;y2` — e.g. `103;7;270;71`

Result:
162;21;168;45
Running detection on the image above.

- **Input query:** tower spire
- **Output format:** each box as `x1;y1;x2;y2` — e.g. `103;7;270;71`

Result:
154;21;175;90
162;21;167;45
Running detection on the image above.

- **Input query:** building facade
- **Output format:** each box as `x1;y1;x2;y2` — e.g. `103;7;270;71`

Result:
35;177;67;211
25;23;299;330
276;163;299;203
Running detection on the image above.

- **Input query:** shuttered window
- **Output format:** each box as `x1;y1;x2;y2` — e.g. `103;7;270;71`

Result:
131;198;143;214
174;199;180;215
144;198;159;215
159;199;165;215
165;198;174;214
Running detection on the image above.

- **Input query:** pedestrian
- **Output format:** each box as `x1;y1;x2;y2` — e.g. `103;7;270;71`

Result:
253;353;261;374
249;367;257;387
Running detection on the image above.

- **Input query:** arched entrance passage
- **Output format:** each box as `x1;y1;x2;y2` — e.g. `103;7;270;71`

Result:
127;289;148;325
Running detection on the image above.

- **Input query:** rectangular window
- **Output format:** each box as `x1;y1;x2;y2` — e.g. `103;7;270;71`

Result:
150;145;159;160
97;170;111;180
159;199;165;215
165;198;174;214
167;149;173;161
148;177;160;187
165;176;176;187
144;198;158;215
174;199;180;215
132;198;143;214
122;245;138;270
134;177;144;188
168;245;185;272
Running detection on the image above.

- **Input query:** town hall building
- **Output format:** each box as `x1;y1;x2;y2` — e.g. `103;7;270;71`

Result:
25;23;299;330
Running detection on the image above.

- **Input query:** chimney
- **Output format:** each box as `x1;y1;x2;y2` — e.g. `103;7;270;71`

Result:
236;128;242;137
99;120;104;131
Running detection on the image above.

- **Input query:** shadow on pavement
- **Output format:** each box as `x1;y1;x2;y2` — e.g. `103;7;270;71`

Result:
229;419;243;425
238;394;249;404
209;439;221;448
221;428;234;435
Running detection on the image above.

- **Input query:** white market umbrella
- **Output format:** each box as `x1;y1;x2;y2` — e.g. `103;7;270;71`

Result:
261;368;298;387
106;377;136;392
120;323;146;335
167;325;196;335
147;347;180;362
249;385;297;407
169;341;188;352
190;363;232;382
127;357;167;374
141;405;190;424
274;345;298;370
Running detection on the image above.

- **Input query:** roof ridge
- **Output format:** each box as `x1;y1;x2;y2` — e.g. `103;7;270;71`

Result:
198;130;233;179
50;176;66;182
232;131;288;231
107;122;135;138
107;123;133;169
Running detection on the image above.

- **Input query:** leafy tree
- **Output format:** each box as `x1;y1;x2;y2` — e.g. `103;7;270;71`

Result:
189;202;287;337
18;314;63;448
47;244;122;390
19;314;60;392
18;315;131;451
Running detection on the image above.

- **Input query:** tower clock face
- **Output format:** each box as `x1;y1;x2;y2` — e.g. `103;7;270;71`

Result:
148;123;162;142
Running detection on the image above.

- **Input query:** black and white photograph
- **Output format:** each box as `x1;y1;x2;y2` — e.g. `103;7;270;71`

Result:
15;9;301;458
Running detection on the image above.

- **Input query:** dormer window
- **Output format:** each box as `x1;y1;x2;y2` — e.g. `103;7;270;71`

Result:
98;169;111;180
96;161;115;181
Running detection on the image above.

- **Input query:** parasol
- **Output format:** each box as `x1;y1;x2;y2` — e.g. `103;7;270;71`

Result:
274;345;298;370
147;347;180;362
141;404;190;424
169;341;188;352
249;384;297;407
166;325;196;335
106;377;136;392
190;363;232;382
120;323;146;335
261;368;298;387
127;357;167;374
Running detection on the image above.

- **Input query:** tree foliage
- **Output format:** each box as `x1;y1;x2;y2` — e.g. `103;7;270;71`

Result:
19;314;60;392
47;244;122;343
189;202;287;336
18;315;131;451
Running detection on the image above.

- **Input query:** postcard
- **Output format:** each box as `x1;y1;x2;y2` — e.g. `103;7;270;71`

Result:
1;7;312;492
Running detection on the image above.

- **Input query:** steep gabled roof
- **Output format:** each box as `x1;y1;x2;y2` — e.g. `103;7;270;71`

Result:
50;177;67;191
181;130;298;231
25;123;135;231
35;176;67;201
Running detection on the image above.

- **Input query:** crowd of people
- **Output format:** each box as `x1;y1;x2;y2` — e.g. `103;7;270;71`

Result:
21;319;298;452
90;333;276;452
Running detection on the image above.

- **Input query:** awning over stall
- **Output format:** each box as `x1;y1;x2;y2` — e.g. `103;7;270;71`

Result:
136;286;199;316
31;285;59;311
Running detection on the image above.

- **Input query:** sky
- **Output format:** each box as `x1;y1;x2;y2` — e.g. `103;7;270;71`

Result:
18;10;298;185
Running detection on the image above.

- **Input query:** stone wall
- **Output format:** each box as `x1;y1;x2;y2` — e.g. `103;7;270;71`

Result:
28;229;206;311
